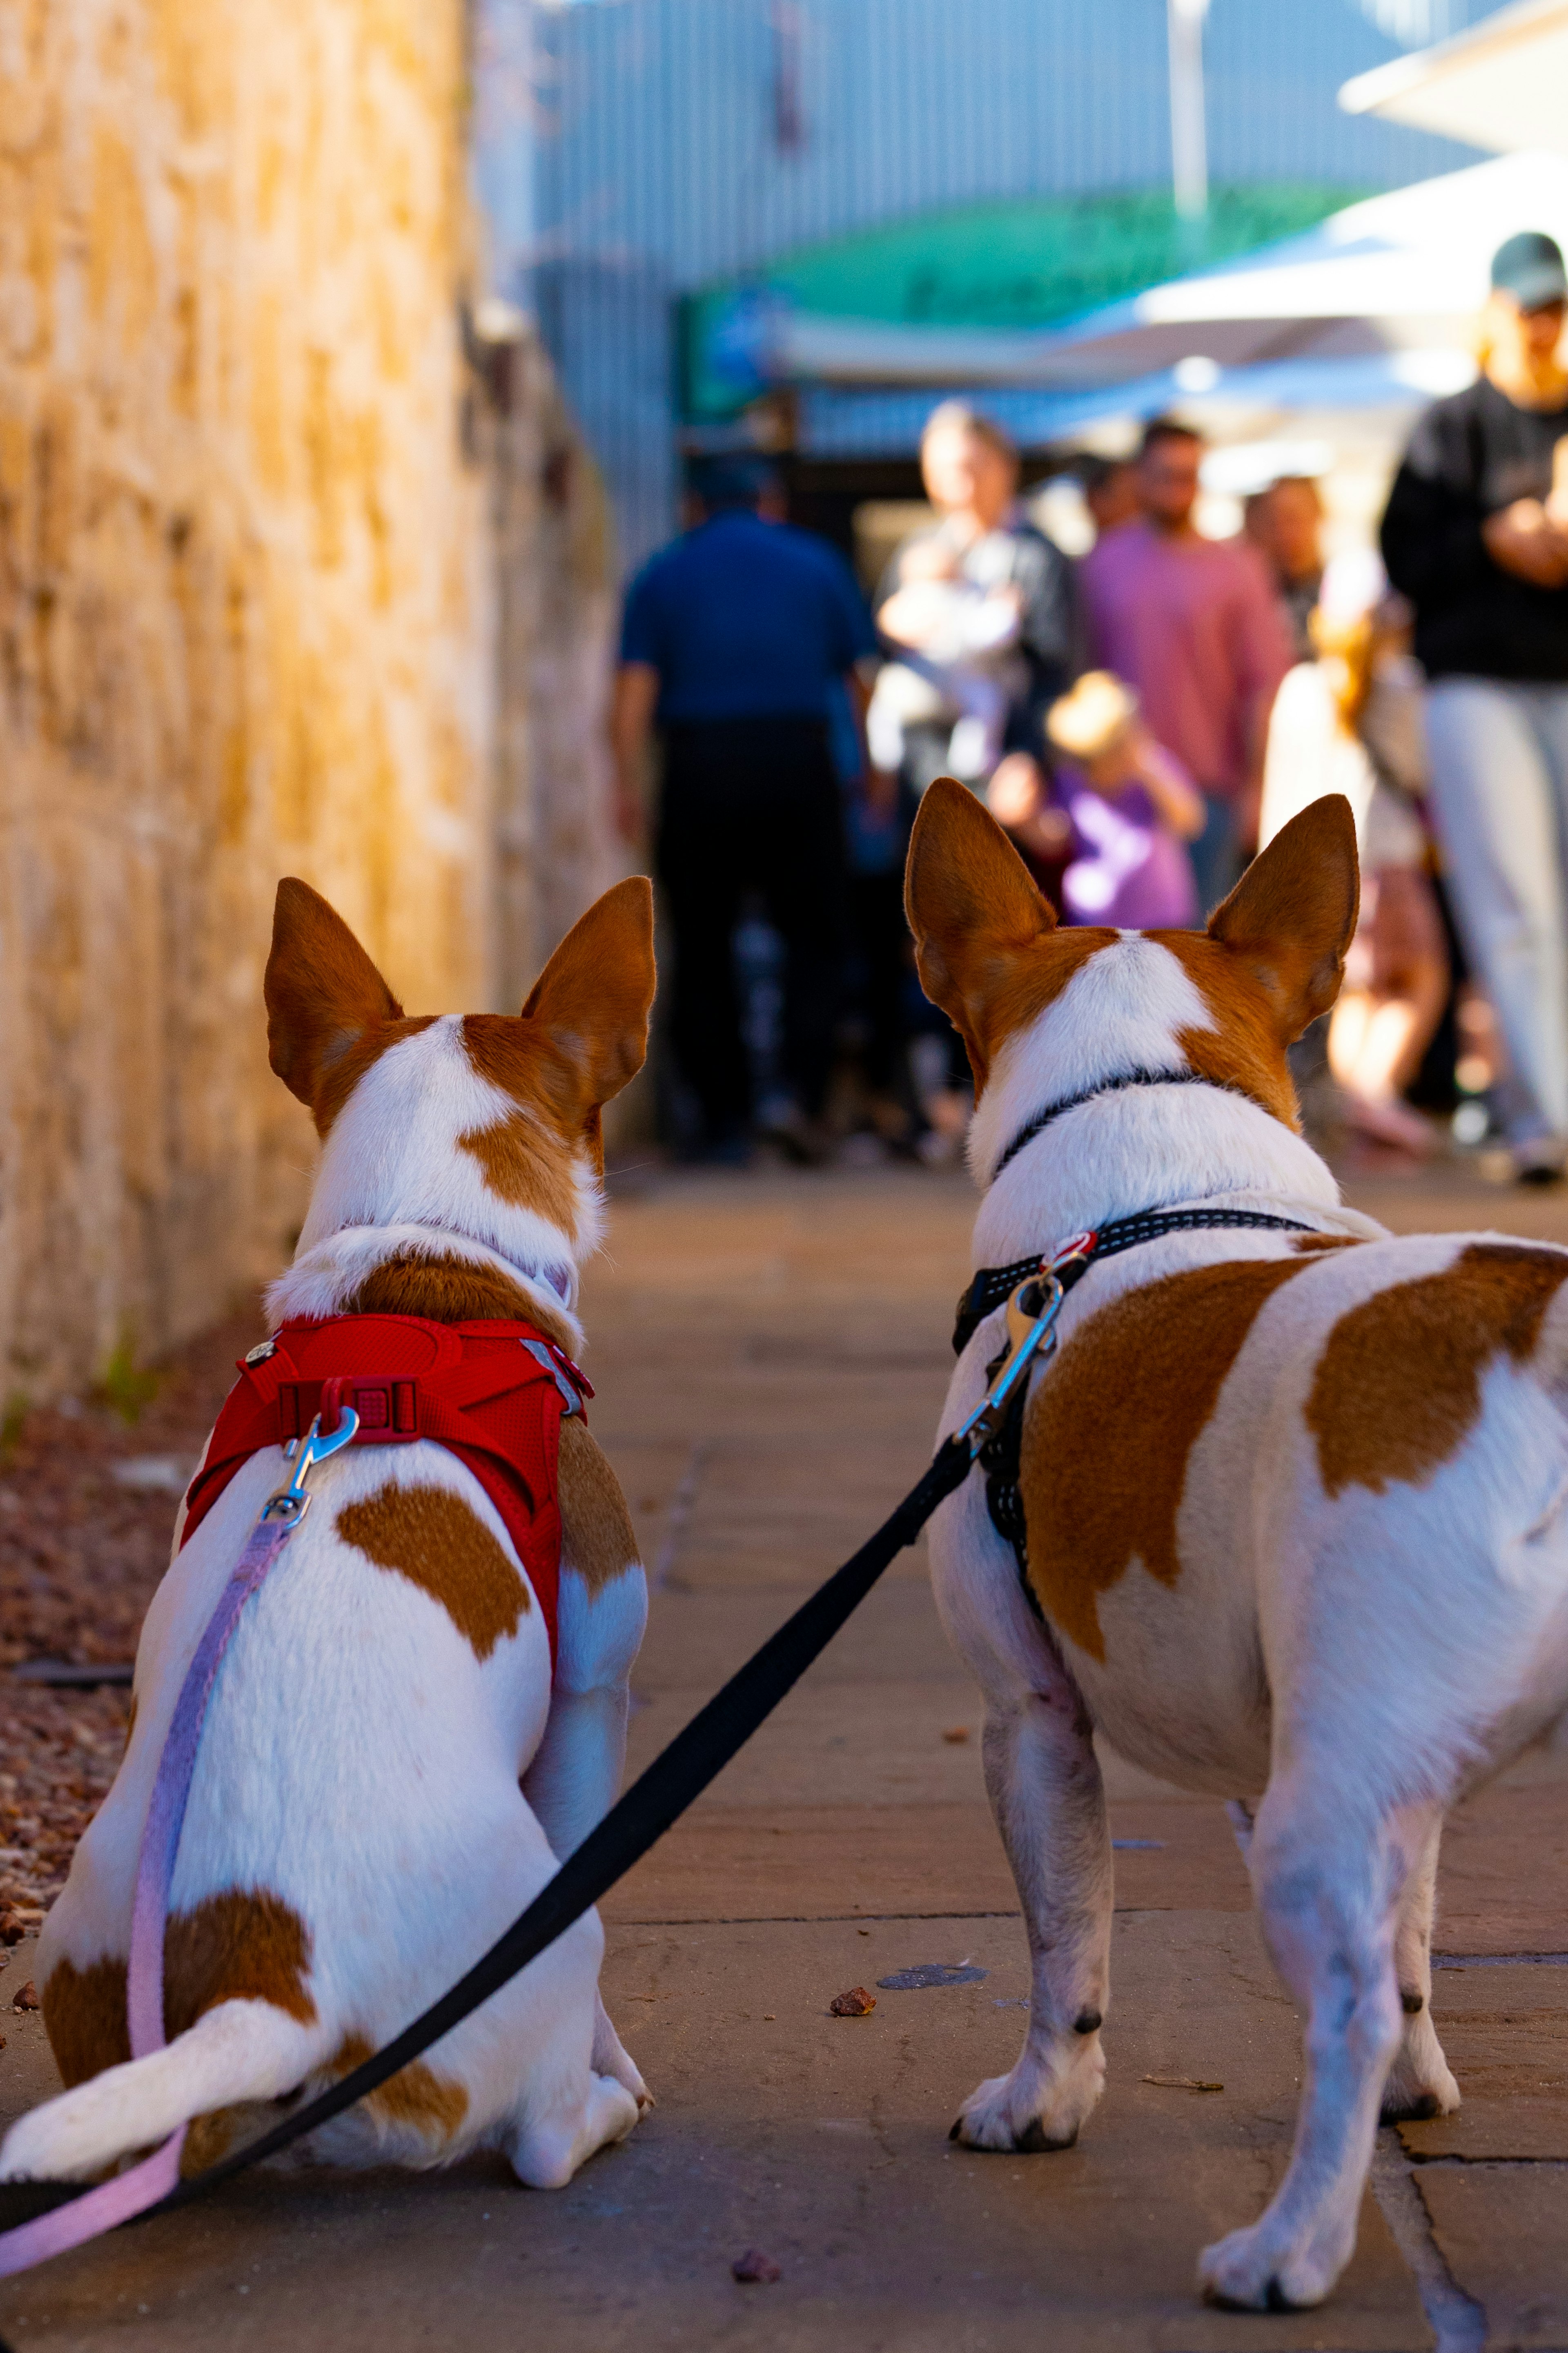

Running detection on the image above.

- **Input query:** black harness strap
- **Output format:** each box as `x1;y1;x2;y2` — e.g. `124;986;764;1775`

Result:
955;1207;1313;1613
953;1206;1313;1359
990;1068;1270;1182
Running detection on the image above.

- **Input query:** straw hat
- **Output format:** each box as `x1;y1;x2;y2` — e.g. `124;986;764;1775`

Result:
1046;670;1139;762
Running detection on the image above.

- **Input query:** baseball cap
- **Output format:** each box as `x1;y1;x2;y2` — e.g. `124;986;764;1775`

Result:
1491;230;1568;311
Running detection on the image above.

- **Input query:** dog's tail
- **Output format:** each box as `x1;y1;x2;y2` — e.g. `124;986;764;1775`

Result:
0;1998;332;2185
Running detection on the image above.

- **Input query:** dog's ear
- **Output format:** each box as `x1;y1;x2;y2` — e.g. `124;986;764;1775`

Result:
904;776;1058;1088
266;878;403;1110
1207;795;1360;1044
522;876;656;1119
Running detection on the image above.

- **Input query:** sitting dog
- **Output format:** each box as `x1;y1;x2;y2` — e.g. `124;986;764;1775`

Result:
907;777;1568;2310
2;875;656;2191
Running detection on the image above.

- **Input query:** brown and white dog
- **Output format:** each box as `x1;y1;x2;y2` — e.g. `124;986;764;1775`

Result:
909;778;1568;2310
0;875;656;2191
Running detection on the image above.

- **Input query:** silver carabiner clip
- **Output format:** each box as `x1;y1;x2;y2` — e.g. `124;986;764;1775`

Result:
263;1407;361;1526
956;1272;1065;1457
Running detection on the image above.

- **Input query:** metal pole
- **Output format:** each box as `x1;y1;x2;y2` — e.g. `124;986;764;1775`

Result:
1168;0;1211;223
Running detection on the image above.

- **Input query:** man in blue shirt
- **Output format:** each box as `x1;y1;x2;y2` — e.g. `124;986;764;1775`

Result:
612;457;881;1161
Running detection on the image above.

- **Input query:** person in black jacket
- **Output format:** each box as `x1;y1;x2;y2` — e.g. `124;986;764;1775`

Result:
1382;231;1568;1181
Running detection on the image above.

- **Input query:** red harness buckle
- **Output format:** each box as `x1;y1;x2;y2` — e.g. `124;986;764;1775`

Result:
278;1375;421;1444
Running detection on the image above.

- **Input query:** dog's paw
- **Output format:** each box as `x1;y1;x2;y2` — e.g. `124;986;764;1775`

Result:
1381;2027;1460;2124
949;2042;1104;2155
1197;2217;1346;2312
592;1996;653;2112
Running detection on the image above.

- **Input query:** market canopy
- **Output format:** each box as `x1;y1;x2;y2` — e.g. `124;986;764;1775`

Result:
699;152;1568;405
1340;0;1568;157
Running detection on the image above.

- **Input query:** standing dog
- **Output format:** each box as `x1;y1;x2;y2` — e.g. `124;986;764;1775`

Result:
909;777;1568;2309
2;875;655;2192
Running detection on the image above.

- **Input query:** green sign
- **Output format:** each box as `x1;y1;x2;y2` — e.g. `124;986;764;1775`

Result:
681;184;1370;419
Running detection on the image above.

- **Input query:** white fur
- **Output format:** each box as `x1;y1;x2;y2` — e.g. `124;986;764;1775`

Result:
2;1010;648;2194
931;935;1568;2312
267;1017;600;1349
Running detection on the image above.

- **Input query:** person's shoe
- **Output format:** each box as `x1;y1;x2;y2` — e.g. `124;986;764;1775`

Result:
758;1106;833;1167
1512;1138;1566;1187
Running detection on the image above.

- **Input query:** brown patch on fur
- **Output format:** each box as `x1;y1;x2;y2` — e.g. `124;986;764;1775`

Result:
339;1250;577;1351
311;1015;437;1137
1292;1233;1362;1254
1021;1258;1316;1659
456;1106;581;1236
1307;1242;1568;1499
902;777;1115;1091
463;879;655;1171
42;1952;131;2087
557;1418;640;1596
265;878;437;1135
336;1482;529;1658
1203;796;1360;1045
332;2031;469;2140
1149;930;1301;1128
43;1889;316;2089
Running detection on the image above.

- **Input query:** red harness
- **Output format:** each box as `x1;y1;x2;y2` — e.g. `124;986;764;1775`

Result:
179;1314;592;1671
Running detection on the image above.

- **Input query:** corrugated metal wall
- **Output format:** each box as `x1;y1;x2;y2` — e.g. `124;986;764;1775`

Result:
520;0;1503;576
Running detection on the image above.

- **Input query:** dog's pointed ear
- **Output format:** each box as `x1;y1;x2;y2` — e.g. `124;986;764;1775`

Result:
1207;794;1360;1044
522;876;657;1119
904;776;1057;1088
266;878;403;1110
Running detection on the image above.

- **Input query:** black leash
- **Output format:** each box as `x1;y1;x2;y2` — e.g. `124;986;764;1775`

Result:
0;1434;975;2249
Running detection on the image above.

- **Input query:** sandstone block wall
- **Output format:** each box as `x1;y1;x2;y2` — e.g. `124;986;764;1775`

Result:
0;0;618;1399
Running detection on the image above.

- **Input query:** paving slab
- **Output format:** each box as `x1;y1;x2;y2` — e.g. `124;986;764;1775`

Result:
1398;1965;1568;2162
0;1914;1429;2353
1415;2167;1568;2350
7;1159;1568;2346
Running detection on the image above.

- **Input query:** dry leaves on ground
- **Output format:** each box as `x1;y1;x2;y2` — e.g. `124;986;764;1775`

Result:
0;1306;264;1923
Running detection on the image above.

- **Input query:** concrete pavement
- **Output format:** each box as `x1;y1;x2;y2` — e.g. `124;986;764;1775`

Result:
3;1160;1568;2349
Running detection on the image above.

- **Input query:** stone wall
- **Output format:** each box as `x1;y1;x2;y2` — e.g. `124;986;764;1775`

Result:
0;0;620;1399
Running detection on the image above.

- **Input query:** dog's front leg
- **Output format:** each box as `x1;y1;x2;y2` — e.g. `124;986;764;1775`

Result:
931;1470;1111;2155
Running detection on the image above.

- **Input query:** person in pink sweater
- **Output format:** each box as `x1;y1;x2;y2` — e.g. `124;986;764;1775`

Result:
1080;416;1294;912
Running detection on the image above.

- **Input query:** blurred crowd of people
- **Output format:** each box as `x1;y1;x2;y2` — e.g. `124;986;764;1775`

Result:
612;228;1568;1185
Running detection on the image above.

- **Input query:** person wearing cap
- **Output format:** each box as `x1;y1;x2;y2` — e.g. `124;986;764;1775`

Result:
612;455;882;1164
989;669;1203;928
1381;230;1568;1181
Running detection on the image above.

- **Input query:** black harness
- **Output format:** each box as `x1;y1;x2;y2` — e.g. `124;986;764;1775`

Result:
953;1204;1313;1601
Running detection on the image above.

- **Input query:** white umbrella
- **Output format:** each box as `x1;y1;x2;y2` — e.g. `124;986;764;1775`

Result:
764;152;1568;392
1340;0;1568;158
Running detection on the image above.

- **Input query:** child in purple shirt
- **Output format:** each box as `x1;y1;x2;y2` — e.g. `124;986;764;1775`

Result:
988;671;1203;927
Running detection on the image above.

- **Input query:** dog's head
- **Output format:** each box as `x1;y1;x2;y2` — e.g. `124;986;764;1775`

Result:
263;877;656;1336
904;778;1358;1183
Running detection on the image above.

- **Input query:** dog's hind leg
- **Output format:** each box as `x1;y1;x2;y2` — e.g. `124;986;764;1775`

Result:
1198;1783;1416;2311
931;1476;1111;2157
0;1999;331;2184
1381;1811;1461;2123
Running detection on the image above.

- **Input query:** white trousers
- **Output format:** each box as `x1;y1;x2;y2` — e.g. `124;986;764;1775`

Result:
1424;677;1568;1144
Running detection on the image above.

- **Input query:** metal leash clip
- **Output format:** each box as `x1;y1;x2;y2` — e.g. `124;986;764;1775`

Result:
955;1273;1065;1456
263;1407;361;1527
953;1229;1096;1459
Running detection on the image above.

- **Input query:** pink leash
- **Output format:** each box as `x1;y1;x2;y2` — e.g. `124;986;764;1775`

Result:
0;1409;359;2279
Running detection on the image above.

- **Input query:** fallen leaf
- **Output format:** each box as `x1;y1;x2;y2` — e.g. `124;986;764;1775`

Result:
12;1979;38;2012
829;1985;875;2017
763;2014;775;2021
1142;2073;1221;2093
732;2248;782;2285
941;1726;970;1744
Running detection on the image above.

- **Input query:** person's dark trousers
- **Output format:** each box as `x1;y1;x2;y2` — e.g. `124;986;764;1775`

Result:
846;869;917;1113
657;716;848;1143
